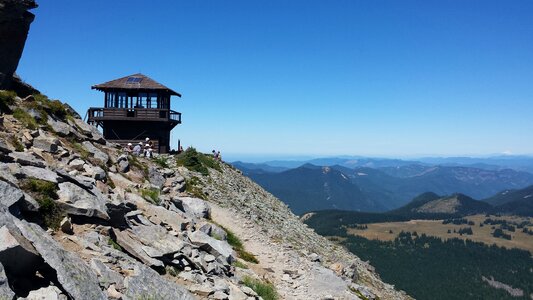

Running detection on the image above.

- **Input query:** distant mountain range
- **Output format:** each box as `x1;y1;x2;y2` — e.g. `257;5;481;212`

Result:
256;155;533;173
392;192;493;216
233;157;533;215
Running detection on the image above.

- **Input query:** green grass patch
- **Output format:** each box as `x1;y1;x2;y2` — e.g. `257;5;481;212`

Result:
184;176;207;200
128;155;149;178
9;135;24;151
108;238;123;251
33;93;69;121
140;188;160;205
20;178;64;229
242;276;278;300
165;266;180;277
175;147;221;176
13;108;38;130
232;260;248;269
153;156;169;168
220;224;259;263
72;142;90;159
0;90;17;113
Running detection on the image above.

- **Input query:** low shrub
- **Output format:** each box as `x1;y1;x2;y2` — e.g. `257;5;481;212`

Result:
175;147;221;176
242;276;278;300
9;135;24;151
13;108;38;130
0;90;17;112
220;224;259;263
20;178;64;229
153;156;169;168
184;176;207;200
232;260;248;269
108;238;122;251
140;188;160;205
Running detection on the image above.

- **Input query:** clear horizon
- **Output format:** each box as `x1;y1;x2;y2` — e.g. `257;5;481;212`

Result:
17;1;533;157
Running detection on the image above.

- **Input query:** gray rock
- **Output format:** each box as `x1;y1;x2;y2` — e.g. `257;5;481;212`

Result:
117;154;128;162
20;285;66;300
148;166;165;189
188;231;235;263
83;164;106;180
0;261;14;300
123;264;194;300
90;259;124;289
71;119;106;144
0;163;17;185
309;253;321;262
112;229;164;269
81;141;109;165
0;138;12;153
20;166;59;183
199;223;227;241
118;159;129;173
33;136;59;153
47;118;71;137
0;180;24;208
68;158;85;171
59;216;73;234
161;168;175;178
174;197;211;219
12;218;106;300
8;152;45;167
212;291;229;300
57;182;110;220
55;169;94;190
175;176;185;184
128;223;185;258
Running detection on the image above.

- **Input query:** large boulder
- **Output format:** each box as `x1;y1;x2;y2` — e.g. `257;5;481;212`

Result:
0;180;24;208
57;182;110;220
173;197;211;219
123;264;194;300
47;118;71;137
0;0;37;89
32;136;59;153
70;119;105;144
13;218;107;300
0;225;41;275
8;152;45;167
20;165;59;183
188;230;235;263
81;141;109;165
148;166;165;189
0;261;14;300
19;285;66;300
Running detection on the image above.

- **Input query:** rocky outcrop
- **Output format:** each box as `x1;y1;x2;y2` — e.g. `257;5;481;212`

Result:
0;0;37;89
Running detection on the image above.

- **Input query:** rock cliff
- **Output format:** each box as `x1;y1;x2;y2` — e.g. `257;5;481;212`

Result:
0;0;37;90
0;91;411;299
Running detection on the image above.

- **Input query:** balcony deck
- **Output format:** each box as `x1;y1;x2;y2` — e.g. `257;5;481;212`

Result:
87;107;181;124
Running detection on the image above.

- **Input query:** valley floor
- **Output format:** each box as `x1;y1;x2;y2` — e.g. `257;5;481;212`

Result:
348;214;533;253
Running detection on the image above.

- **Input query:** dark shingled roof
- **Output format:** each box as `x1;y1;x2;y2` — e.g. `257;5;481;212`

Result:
91;73;181;97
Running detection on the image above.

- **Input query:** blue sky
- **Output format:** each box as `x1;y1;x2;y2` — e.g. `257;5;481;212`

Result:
17;0;533;161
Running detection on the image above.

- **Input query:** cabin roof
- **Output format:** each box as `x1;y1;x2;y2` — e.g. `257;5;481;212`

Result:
91;73;181;97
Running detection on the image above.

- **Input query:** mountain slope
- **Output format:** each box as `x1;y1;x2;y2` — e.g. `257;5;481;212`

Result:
393;193;493;216
250;164;386;214
485;185;533;216
0;90;410;299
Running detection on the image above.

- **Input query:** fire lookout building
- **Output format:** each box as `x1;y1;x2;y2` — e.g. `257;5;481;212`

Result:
87;73;182;153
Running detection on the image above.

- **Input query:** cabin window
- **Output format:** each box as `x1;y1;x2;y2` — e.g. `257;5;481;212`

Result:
118;92;127;108
148;93;158;109
136;93;147;108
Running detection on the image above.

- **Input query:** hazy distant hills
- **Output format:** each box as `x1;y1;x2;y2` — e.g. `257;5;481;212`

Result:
234;157;533;214
249;164;386;214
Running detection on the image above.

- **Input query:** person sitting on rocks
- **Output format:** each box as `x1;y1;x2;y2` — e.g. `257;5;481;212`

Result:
133;142;142;156
144;143;153;158
124;143;133;153
145;137;154;149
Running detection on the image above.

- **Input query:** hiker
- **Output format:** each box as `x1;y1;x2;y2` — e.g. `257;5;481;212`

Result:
145;137;154;148
124;143;133;153
217;151;222;161
144;143;153;158
132;142;142;156
178;145;184;154
212;150;218;159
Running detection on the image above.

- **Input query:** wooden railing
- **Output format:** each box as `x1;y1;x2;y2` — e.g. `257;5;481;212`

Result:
87;107;181;123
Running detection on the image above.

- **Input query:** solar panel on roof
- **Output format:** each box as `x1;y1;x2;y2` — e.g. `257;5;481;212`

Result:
126;77;143;83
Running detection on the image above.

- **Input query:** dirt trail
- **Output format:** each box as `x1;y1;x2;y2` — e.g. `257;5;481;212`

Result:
210;203;360;300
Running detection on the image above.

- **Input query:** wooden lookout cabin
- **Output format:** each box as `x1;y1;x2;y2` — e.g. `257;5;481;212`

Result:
87;73;181;153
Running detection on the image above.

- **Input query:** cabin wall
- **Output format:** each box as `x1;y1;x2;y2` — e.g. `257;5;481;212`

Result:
102;121;171;153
